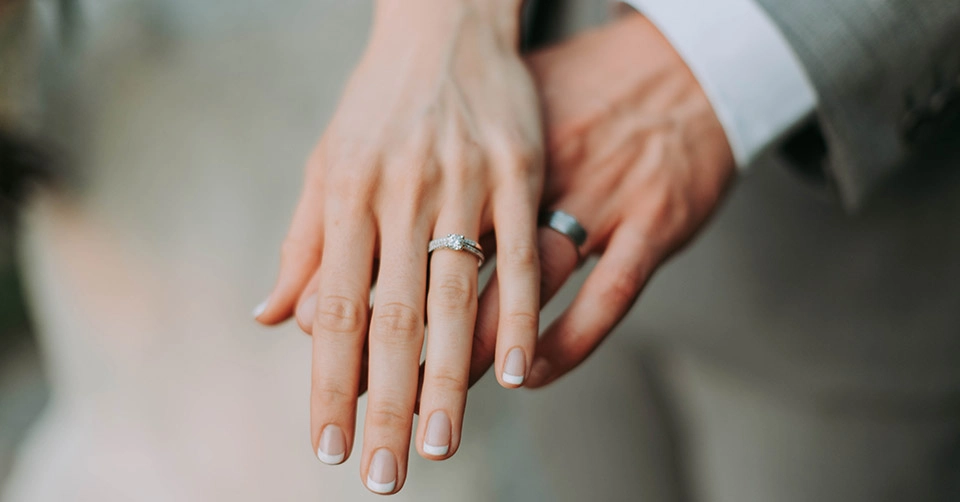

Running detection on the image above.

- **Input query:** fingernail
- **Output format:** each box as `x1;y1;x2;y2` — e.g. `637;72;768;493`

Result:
297;292;317;327
366;448;397;494
502;347;526;386
423;411;451;457
252;298;269;319
316;425;346;465
528;358;551;386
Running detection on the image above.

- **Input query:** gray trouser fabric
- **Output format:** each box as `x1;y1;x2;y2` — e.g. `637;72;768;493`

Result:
514;336;960;502
667;351;960;502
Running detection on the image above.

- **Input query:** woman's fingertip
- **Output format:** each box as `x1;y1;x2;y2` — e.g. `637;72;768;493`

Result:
501;347;526;387
252;298;270;320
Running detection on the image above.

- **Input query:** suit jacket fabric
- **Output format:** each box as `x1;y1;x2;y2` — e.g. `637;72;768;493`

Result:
581;0;960;406
754;0;960;208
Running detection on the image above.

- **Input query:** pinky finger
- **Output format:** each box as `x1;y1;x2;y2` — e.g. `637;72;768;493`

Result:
525;229;656;388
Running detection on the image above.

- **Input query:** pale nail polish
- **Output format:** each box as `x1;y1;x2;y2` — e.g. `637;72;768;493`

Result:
502;347;526;385
316;425;346;465
367;448;397;494
252;298;269;318
423;411;451;457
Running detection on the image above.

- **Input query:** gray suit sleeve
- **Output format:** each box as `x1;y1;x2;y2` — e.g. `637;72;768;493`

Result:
753;0;960;208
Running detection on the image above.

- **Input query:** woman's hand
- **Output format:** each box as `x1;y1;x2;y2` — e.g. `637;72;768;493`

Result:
467;13;737;388
256;0;542;494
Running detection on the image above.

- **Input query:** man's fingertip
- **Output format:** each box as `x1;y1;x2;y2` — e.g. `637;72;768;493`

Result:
524;357;552;387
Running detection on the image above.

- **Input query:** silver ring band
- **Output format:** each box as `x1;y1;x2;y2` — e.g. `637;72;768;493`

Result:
428;234;485;267
540;210;587;249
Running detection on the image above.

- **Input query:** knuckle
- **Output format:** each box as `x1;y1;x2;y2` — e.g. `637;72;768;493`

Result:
383;157;440;215
410;116;439;146
601;268;644;308
328;169;375;200
550;330;589;368
419;158;444;188
511;144;544;173
431;274;476;312
461;142;486;169
441;142;486;181
324;149;378;195
494;140;543;179
328;137;374;164
501;310;539;336
644;187;686;234
426;368;468;394
315;295;366;334
312;378;355;408
372;301;423;339
401;159;441;202
501;243;539;271
398;124;434;161
367;401;411;430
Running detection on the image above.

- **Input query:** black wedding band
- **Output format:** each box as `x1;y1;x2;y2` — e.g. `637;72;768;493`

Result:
539;210;587;250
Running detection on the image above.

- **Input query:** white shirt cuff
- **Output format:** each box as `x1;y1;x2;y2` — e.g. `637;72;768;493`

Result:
622;0;818;170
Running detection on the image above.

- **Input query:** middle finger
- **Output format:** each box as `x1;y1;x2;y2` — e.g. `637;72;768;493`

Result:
362;220;430;495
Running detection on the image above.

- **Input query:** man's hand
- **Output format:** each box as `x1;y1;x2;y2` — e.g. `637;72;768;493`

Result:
469;12;736;388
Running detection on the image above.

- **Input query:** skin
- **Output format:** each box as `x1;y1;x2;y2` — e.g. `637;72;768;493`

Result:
259;10;736;495
255;0;542;494
469;13;736;389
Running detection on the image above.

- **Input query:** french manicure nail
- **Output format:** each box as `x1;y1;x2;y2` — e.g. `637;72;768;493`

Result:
502;347;526;386
367;448;397;494
316;425;346;465
423;411;451;457
252;298;269;319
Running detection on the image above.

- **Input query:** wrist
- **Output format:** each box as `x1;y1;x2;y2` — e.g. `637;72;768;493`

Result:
376;0;523;15
371;0;523;46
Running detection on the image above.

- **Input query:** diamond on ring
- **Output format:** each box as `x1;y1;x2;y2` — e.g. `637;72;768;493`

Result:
428;234;484;267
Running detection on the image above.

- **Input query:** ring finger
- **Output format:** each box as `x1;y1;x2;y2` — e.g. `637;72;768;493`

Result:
417;208;483;460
